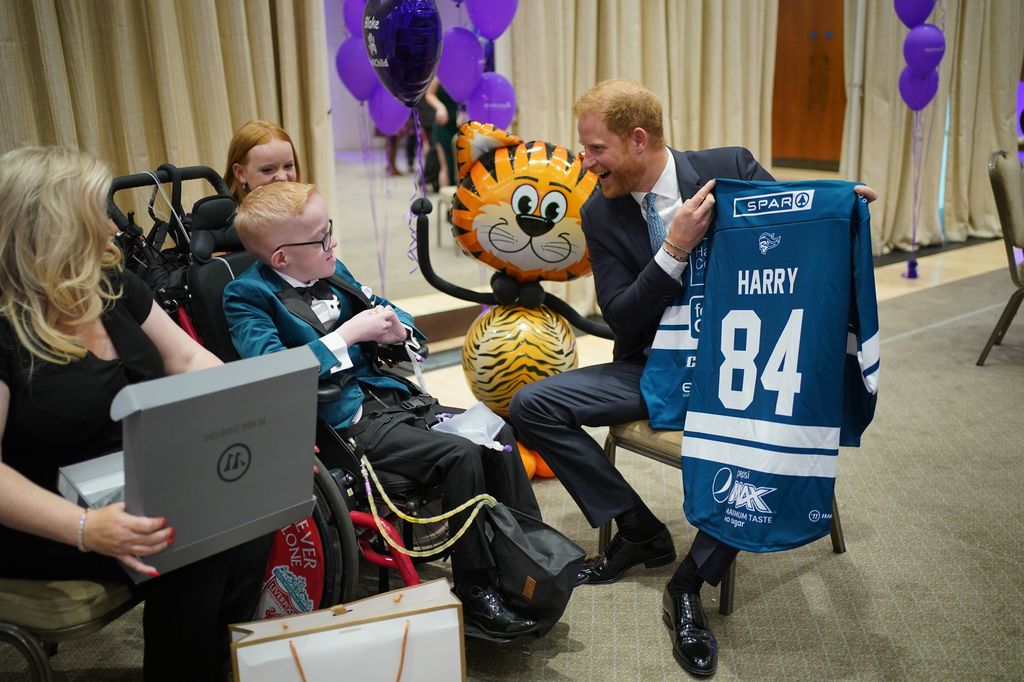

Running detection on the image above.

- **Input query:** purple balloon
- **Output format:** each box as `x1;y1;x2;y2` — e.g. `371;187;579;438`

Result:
344;0;367;36
363;0;442;106
437;27;484;102
466;72;516;130
369;84;411;135
899;66;939;111
903;24;945;77
336;38;379;102
465;0;518;40
894;0;935;28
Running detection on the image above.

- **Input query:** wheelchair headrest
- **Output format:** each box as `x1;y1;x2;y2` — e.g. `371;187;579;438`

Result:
190;194;243;262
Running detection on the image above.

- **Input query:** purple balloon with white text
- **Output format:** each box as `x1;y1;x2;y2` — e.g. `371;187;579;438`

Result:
465;0;518;40
363;0;442;106
898;66;939;111
437;27;485;102
466;72;516;129
903;24;945;77
336;38;378;102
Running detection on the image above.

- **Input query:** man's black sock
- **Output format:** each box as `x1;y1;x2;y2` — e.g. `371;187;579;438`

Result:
615;503;663;542
667;555;704;595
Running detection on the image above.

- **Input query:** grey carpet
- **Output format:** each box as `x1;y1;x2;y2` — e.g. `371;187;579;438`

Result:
3;269;1022;681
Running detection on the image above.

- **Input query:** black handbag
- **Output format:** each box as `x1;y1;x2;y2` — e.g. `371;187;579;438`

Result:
484;504;586;636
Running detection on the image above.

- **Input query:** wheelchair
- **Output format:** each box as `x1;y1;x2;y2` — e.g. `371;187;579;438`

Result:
108;166;451;608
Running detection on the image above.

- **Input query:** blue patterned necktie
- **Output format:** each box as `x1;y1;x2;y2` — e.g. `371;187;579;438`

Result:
644;192;666;256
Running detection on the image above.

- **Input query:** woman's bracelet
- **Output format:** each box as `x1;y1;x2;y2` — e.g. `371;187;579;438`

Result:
663;238;692;258
77;508;90;553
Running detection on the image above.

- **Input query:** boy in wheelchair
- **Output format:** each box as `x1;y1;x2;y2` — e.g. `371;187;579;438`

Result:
223;182;542;638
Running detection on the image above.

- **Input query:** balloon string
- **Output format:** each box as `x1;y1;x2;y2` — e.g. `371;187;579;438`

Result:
360;104;389;297
910;110;922;258
405;107;426;274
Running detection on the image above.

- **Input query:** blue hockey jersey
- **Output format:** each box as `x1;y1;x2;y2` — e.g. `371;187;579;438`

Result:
640;234;711;429
678;179;879;552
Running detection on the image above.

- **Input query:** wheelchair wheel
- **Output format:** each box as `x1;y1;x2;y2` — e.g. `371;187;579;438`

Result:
313;456;360;604
400;498;452;565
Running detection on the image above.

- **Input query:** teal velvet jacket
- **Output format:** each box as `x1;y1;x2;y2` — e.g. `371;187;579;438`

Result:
223;260;424;429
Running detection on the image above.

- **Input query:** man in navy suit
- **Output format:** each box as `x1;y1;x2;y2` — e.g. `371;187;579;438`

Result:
223;181;540;638
509;80;876;676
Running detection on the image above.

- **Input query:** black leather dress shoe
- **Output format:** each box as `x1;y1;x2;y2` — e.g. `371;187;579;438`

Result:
662;587;717;677
455;583;539;638
576;528;676;585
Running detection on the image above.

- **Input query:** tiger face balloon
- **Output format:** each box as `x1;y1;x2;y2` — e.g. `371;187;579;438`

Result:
450;122;598;283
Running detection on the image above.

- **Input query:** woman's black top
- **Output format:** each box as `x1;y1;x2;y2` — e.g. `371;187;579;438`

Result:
0;270;164;573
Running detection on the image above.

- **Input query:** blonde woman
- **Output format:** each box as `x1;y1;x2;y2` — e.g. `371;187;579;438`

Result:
0;147;269;681
223;120;300;201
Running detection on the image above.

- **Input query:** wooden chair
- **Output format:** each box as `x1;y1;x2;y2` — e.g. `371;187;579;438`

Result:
601;420;847;616
0;578;141;681
977;150;1024;365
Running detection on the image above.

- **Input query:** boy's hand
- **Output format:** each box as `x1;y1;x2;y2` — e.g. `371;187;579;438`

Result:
339;307;399;345
377;306;408;345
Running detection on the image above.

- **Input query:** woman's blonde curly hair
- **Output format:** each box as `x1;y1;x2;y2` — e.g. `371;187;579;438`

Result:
0;147;123;365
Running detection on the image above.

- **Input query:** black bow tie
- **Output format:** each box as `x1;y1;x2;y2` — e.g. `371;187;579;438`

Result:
293;279;333;304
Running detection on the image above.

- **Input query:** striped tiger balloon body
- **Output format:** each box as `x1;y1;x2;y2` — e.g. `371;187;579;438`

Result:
462;305;579;416
451;121;597;283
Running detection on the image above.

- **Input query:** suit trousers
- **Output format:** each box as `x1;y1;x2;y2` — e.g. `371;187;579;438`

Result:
509;360;738;585
344;399;539;577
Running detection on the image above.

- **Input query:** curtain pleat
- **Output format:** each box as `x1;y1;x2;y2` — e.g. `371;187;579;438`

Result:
0;0;335;220
511;0;778;316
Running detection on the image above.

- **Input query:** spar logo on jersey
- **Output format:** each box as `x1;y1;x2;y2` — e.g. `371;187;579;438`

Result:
758;232;782;255
733;189;815;218
711;467;776;513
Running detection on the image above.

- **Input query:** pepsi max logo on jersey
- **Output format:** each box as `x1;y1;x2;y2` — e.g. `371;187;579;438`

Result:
733;190;815;217
711;467;777;513
758;232;781;254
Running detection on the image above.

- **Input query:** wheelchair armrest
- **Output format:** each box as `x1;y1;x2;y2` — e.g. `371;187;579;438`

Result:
376;342;429;364
317;380;342;403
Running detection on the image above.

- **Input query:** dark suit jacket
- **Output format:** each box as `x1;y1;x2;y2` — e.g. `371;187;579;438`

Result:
582;146;773;361
223;260;424;429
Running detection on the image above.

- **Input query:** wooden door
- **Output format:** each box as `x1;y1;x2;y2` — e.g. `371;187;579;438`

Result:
772;0;846;170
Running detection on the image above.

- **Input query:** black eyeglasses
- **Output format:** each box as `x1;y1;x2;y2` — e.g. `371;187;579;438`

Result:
274;219;333;252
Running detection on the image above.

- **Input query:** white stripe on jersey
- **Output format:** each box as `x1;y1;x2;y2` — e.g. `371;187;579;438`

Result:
684;411;840;451
860;330;880;369
683;435;838;479
658;305;691;327
652;328;698;350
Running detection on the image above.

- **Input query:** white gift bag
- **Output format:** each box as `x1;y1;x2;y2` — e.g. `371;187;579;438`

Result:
230;579;465;681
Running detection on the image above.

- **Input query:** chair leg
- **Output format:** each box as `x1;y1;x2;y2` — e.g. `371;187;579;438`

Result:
830;493;846;554
977;288;1024;366
718;560;736;616
0;623;53;682
598;435;617;553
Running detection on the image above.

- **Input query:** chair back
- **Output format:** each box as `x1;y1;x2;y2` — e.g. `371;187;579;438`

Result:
185;194;255;362
988;150;1024;286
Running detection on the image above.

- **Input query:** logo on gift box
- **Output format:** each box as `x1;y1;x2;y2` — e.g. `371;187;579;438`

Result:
217;443;251;482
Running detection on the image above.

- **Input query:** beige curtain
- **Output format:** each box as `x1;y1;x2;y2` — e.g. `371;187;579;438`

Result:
510;0;778;316
841;0;1023;253
0;0;334;218
943;0;1023;242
